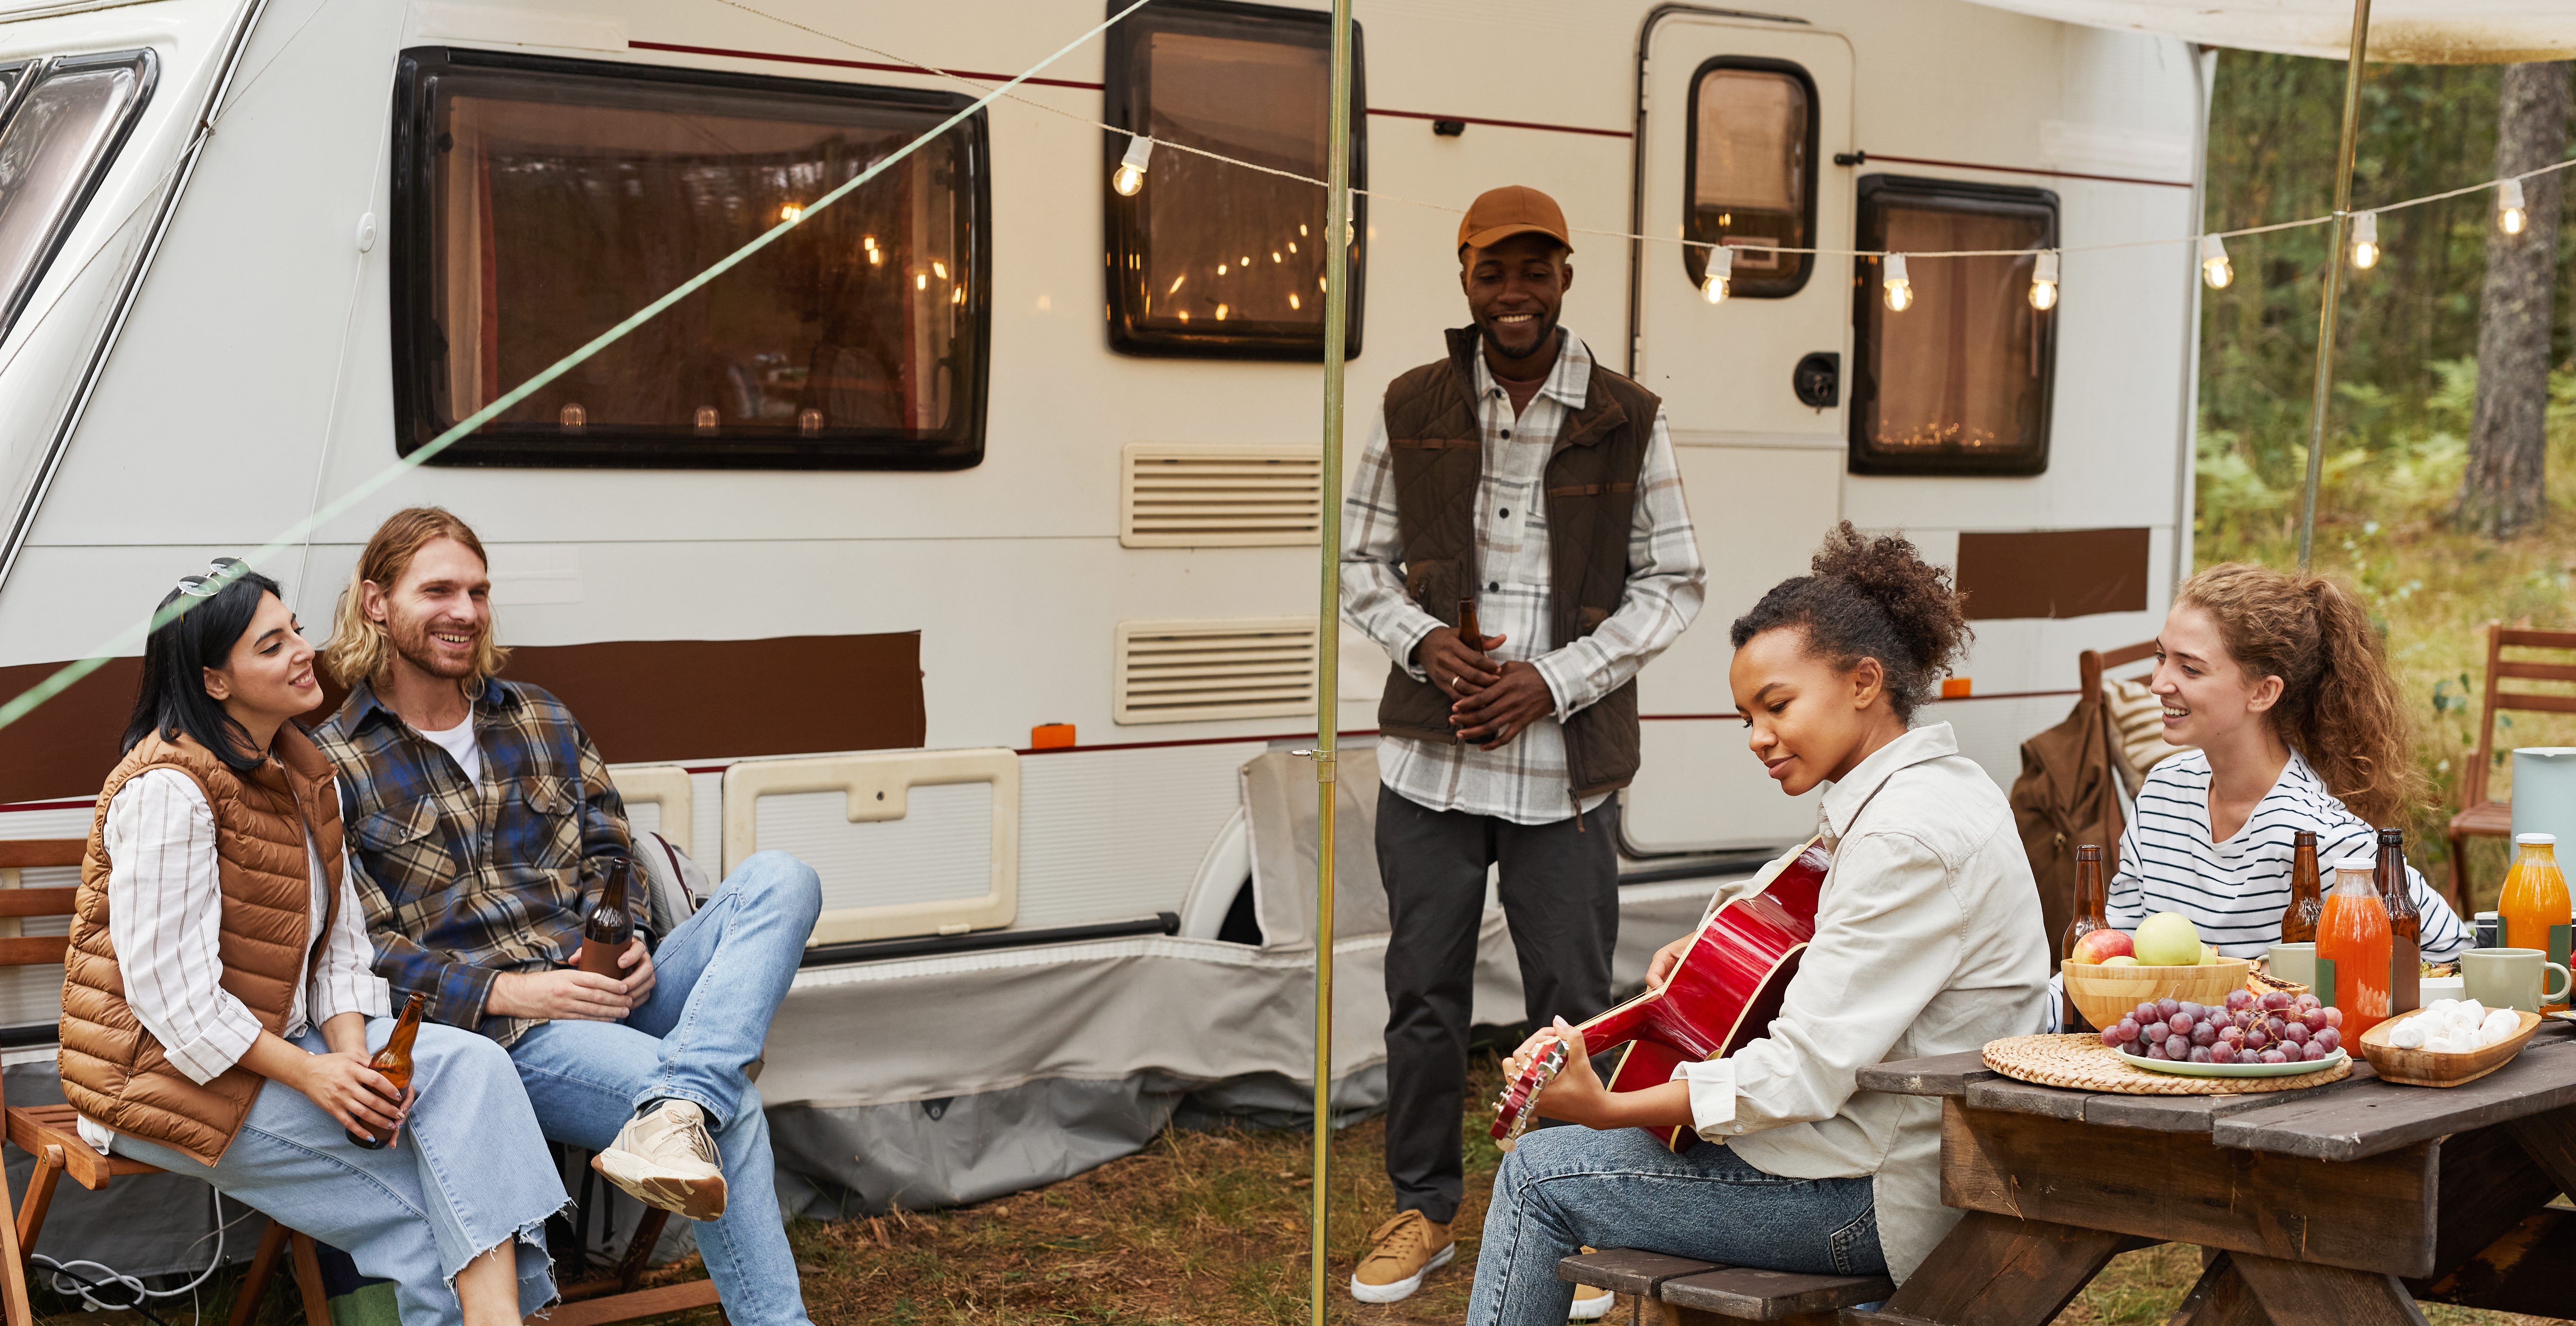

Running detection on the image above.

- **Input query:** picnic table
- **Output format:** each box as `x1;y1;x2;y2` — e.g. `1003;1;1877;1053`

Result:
1850;1023;2576;1326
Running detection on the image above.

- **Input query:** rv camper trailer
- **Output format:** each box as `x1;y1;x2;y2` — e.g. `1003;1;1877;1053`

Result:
0;0;2202;1246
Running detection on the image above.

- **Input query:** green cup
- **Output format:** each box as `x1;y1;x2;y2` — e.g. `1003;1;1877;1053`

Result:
2462;947;2573;1014
2269;942;2316;990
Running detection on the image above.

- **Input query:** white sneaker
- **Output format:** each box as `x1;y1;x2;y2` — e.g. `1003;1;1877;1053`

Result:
592;1100;727;1219
1569;1283;1617;1320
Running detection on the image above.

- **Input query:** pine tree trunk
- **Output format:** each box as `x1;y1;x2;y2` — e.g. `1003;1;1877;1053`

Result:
2458;62;2572;538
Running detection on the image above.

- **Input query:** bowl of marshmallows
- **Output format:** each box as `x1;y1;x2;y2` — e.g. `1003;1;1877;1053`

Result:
2358;999;2545;1088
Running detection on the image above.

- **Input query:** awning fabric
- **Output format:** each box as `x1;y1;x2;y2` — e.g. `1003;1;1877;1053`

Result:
1965;1;2576;63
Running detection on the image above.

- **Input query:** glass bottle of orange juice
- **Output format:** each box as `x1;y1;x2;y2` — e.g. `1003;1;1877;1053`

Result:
2316;855;2392;1037
2500;833;2571;1014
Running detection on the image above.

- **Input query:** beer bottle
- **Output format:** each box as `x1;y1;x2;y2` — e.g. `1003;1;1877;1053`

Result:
345;992;426;1150
574;856;636;979
2280;830;2323;944
2376;827;2421;1015
2060;844;2108;1033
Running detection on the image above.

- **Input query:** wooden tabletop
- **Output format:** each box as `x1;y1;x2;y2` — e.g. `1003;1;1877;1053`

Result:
1861;1021;2576;1161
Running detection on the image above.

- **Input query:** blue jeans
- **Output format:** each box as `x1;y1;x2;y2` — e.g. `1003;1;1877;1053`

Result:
508;850;821;1326
111;1022;564;1326
1467;1126;1884;1326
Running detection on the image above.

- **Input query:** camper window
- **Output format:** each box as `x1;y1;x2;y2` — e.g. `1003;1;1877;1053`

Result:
389;49;990;469
1849;175;2057;476
1103;0;1365;359
0;50;157;347
1682;59;1815;299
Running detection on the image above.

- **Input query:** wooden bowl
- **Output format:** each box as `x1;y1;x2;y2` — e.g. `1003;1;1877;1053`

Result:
2358;1007;2543;1088
2062;957;2251;1031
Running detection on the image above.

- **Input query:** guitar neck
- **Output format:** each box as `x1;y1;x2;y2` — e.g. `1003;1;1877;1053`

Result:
1573;989;1662;1053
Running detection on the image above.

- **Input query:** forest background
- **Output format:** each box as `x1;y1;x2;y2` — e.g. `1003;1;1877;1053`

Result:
2196;51;2575;909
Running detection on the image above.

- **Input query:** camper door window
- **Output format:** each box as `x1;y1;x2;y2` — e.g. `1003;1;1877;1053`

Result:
1682;59;1816;299
1102;0;1365;360
1848;175;2057;477
0;50;156;347
388;49;991;470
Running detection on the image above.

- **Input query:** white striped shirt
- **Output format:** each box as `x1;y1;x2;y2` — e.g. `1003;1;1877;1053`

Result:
77;768;389;1152
1340;329;1706;824
2107;750;2470;961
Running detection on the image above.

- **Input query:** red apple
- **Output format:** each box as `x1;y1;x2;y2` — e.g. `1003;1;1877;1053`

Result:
2071;929;2135;965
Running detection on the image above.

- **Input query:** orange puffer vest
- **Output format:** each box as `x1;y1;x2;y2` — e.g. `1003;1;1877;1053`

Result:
60;726;343;1165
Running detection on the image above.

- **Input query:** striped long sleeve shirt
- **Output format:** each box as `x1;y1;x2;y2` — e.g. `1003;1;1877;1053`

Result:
2106;750;2470;962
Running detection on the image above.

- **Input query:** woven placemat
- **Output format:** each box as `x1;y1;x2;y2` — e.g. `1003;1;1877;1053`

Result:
1981;1033;2353;1095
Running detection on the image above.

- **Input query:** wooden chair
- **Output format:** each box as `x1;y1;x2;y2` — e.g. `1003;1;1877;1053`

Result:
2078;638;2159;705
0;838;329;1326
2448;625;2576;906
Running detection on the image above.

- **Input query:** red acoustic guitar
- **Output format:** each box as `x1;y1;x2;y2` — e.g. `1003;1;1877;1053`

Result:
1490;837;1829;1153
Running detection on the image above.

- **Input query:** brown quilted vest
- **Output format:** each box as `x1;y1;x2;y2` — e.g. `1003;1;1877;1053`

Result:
1377;327;1661;801
60;725;344;1166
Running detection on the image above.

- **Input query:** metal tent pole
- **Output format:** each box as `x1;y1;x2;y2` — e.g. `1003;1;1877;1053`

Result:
2296;0;2373;569
1308;0;1356;1319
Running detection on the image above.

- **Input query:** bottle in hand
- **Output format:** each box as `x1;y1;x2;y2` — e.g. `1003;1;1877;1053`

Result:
2280;830;2322;945
345;992;426;1150
2376;827;2420;1015
574;856;636;979
2060;844;2107;1033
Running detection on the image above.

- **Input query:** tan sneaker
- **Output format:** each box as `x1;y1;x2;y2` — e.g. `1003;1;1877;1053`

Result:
592;1100;727;1219
1351;1210;1454;1303
1570;1282;1617;1320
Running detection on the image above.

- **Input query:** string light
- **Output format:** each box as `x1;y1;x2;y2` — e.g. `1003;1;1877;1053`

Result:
2498;179;2528;235
2199;234;2233;289
1882;254;1913;313
1701;245;1732;305
779;203;803;222
1112;135;1153;197
2349;210;2380;270
2028;250;2059;311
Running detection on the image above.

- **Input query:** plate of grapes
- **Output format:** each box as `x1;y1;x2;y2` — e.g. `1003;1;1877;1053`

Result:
2100;988;2351;1078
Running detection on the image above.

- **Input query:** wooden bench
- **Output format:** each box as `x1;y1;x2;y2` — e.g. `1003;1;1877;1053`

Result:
1559;1248;1893;1325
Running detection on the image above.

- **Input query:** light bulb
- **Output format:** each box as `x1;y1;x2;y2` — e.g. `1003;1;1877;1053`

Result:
2499;179;2528;235
2199;233;2233;290
2028;250;2059;312
798;408;824;435
779;203;803;222
693;406;720;433
2349;210;2380;270
1883;254;1912;312
559;403;586;430
1112;135;1154;197
1701;245;1733;304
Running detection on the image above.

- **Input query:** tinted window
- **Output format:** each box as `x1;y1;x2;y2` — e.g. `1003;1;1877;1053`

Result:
1683;60;1814;298
390;48;988;469
1850;176;2057;476
1104;0;1364;359
0;51;155;344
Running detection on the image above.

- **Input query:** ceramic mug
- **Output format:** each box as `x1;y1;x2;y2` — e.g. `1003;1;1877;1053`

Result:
2462;947;2573;1014
2269;942;2317;990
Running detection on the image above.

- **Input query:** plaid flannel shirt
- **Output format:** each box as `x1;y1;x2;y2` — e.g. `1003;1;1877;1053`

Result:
312;678;639;1045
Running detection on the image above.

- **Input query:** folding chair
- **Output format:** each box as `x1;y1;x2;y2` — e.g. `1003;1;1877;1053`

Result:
2447;624;2576;908
0;838;329;1326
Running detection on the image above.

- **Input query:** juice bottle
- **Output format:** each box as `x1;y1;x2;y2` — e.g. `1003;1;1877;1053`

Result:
2376;828;2420;1014
2279;829;2321;944
2060;844;2106;1033
2316;856;2392;1037
2500;833;2572;1014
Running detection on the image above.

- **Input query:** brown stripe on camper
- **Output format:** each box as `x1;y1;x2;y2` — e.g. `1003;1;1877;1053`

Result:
0;633;926;805
1953;528;2151;620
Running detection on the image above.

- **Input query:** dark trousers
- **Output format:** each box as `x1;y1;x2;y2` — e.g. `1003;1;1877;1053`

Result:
1378;784;1620;1224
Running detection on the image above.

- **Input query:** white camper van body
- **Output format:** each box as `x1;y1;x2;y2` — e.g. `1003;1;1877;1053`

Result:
0;0;2202;1220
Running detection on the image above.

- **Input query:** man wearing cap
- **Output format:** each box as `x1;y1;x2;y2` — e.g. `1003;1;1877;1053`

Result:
1340;185;1706;1305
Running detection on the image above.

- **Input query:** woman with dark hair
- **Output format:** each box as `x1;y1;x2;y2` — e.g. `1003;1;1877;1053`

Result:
61;560;566;1326
1462;525;2052;1324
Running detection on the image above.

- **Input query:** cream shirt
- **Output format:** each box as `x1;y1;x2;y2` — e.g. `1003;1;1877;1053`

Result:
1671;723;2051;1283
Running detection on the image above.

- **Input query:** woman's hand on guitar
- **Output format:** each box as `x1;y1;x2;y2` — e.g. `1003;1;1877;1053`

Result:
1646;934;1695;991
1518;1018;1612;1128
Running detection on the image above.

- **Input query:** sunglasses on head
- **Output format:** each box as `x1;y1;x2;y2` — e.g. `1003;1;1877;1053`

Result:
175;556;249;598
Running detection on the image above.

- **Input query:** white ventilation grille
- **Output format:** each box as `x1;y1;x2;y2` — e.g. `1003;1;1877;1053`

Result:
1120;444;1324;547
1114;617;1318;724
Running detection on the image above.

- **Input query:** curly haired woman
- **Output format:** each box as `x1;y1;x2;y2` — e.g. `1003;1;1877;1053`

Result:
1462;524;2052;1324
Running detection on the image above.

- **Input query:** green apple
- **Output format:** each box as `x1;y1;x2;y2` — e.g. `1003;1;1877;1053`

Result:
2134;912;2203;967
2101;955;2141;967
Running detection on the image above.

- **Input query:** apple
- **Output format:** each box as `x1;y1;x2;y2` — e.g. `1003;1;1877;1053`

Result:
2134;912;2203;967
2199;941;2221;965
2071;929;2135;965
2101;956;2141;967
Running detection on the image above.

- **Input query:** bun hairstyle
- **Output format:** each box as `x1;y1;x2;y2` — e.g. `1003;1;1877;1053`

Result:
2178;563;2425;827
1730;522;1973;723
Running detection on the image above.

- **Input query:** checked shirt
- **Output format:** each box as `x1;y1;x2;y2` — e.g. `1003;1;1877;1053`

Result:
313;678;640;1045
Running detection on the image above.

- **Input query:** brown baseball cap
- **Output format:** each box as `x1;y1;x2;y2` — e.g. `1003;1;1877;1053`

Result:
1457;185;1572;256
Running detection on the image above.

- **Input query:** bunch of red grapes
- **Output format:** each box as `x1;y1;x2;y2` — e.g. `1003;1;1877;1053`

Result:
2098;989;2343;1064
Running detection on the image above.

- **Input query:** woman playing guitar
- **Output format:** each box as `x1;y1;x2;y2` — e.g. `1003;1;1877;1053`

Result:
1465;524;2051;1325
